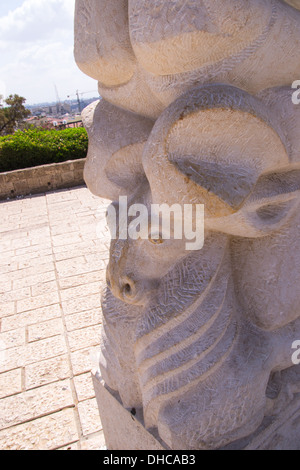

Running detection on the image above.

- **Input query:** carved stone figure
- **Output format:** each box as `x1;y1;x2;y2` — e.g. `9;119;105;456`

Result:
74;1;300;449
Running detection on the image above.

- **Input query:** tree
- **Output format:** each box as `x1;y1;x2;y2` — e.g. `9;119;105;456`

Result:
0;94;31;136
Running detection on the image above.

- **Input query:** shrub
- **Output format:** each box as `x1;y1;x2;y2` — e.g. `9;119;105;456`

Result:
0;127;88;172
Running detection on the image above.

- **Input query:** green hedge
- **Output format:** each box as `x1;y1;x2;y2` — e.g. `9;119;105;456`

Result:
0;127;88;172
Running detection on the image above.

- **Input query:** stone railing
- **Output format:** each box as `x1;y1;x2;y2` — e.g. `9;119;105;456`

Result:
0;158;86;200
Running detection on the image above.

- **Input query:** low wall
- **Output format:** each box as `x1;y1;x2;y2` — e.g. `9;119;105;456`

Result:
0;159;86;200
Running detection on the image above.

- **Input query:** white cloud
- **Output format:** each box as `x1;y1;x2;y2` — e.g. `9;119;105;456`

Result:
0;0;97;104
0;80;6;103
0;0;74;42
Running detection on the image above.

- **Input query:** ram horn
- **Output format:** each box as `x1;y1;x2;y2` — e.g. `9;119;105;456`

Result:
142;84;290;218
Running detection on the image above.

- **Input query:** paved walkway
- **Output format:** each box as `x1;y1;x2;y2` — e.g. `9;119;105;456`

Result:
0;186;111;450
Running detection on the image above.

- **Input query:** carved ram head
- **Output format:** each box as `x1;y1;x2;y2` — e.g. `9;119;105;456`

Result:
82;84;300;448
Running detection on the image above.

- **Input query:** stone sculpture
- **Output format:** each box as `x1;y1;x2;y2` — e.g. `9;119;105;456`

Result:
74;0;300;449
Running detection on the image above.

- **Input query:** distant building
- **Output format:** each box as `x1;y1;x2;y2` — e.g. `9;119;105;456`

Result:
27;96;99;119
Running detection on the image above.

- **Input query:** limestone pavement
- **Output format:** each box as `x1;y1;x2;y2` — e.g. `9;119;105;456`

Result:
0;186;111;450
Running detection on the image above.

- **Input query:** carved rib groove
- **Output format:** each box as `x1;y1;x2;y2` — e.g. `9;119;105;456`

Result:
144;318;239;428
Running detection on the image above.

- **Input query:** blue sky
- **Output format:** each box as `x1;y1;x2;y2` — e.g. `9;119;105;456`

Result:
0;1;24;16
0;0;98;105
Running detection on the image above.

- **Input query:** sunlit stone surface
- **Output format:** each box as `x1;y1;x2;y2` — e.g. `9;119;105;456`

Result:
75;0;300;450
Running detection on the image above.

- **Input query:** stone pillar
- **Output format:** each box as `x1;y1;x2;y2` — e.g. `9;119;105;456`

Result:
75;0;300;450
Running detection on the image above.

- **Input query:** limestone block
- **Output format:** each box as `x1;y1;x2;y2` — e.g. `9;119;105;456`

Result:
0;369;22;399
0;160;85;200
92;372;165;451
0;408;79;450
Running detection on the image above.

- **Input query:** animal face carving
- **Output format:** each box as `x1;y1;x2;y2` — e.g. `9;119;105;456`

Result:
84;85;300;321
75;0;300;450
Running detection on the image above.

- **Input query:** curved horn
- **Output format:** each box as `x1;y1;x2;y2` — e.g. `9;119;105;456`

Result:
128;0;273;76
83;99;154;200
207;164;300;238
74;0;137;87
142;84;290;218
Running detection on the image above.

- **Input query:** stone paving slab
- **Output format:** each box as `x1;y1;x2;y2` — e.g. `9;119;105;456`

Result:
0;186;110;450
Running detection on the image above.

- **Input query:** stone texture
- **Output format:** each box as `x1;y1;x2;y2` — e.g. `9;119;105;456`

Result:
71;347;100;377
65;308;102;332
0;187;110;450
93;372;165;450
93;369;300;451
0;335;68;374
0;369;22;399
0;159;86;201
1;304;62;332
0;409;79;450
68;325;102;352
27;318;65;343
74;372;96;402
77;398;103;436
75;0;300;450
80;431;106;450
0;328;26;349
0;380;74;430
17;291;60;314
25;355;70;390
62;294;101;316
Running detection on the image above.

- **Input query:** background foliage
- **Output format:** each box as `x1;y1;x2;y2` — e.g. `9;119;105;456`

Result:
0;127;88;172
0;94;31;136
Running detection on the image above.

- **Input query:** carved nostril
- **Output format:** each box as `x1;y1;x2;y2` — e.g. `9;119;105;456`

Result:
107;271;139;302
121;279;135;299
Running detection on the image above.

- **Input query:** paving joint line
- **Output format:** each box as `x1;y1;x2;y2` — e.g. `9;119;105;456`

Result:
45;193;84;448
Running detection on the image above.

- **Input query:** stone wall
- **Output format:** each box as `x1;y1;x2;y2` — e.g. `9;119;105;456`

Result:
0;159;86;200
